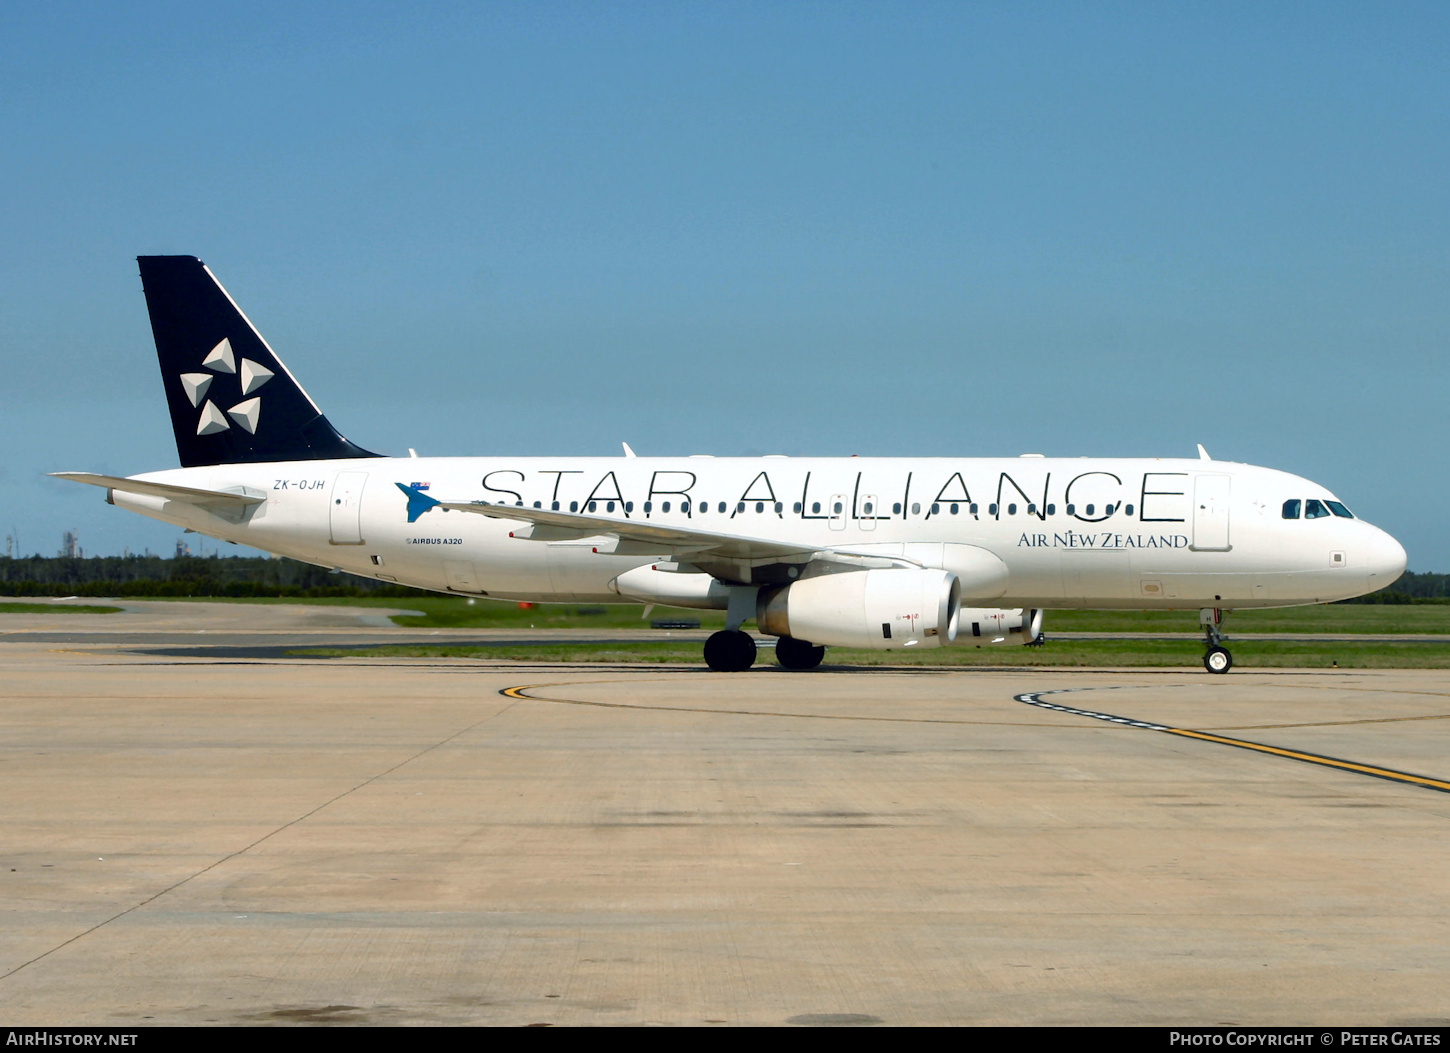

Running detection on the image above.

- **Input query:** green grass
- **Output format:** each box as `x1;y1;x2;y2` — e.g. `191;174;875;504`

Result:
841;639;1450;668
92;593;1450;635
123;594;728;629
376;598;1450;635
294;642;711;663
291;638;1450;669
1048;606;1450;634
390;599;727;631
0;602;122;615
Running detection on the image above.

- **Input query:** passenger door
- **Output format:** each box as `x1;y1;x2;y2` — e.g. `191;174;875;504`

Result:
329;471;369;545
1191;474;1232;551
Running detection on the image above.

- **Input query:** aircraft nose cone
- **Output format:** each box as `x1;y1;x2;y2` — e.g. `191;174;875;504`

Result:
1365;527;1407;590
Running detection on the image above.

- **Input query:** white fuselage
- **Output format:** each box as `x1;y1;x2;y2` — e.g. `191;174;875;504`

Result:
109;455;1407;611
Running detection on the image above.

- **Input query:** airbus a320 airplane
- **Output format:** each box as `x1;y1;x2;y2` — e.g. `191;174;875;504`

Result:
56;257;1407;673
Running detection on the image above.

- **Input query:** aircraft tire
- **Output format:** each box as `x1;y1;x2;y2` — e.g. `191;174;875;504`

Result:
705;629;757;672
774;635;825;670
1204;646;1233;674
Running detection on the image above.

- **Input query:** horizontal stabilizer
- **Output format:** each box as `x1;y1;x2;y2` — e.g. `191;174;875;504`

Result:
51;472;265;507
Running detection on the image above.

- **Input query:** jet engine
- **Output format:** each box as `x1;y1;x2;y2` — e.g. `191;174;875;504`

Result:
610;563;730;608
953;607;1044;646
756;568;960;650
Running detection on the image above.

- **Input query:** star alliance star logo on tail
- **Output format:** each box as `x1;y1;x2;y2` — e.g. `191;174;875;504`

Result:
178;337;274;436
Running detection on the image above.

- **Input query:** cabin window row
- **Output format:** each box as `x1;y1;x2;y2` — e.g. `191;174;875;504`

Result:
509;498;1138;518
528;500;792;514
1282;499;1354;520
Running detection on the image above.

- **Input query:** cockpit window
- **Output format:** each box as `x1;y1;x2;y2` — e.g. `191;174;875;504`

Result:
1304;499;1331;519
1326;501;1354;519
1282;499;1301;519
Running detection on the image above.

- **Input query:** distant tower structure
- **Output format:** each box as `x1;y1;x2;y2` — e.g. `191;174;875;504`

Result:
60;530;80;558
4;534;12;559
174;538;191;558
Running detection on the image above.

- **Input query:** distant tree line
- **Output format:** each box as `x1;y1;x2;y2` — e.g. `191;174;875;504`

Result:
0;556;1442;603
1340;570;1450;604
0;555;432;598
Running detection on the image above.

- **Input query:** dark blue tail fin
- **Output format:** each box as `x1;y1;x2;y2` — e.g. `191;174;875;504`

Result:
138;256;380;467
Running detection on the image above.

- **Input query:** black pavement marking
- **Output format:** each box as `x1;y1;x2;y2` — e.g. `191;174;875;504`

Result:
1015;687;1450;794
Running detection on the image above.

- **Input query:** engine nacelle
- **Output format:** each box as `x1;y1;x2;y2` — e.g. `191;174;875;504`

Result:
610;563;731;609
953;607;1044;647
756;568;960;650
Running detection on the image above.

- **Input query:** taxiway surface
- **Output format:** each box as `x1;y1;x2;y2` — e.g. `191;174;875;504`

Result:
1;604;1448;1025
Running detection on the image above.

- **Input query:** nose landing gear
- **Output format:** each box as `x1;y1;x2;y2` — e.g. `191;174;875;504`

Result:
1201;608;1232;673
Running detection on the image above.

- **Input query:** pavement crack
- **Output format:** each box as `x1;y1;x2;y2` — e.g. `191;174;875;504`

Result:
0;700;518;983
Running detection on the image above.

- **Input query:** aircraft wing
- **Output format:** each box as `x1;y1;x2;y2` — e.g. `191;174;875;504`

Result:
398;483;908;569
51;472;266;508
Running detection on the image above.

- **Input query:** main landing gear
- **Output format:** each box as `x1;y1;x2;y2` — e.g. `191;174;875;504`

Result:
774;635;825;670
1201;608;1232;674
704;585;765;672
702;586;825;673
703;632;826;671
704;630;756;672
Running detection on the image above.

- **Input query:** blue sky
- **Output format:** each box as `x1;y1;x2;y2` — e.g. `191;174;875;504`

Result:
2;2;1447;567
